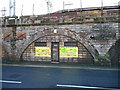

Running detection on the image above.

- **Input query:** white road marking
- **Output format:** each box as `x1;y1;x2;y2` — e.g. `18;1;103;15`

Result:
56;84;119;90
0;80;22;84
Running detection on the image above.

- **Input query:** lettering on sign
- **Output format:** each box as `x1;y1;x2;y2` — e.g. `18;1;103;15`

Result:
60;47;78;58
35;47;51;57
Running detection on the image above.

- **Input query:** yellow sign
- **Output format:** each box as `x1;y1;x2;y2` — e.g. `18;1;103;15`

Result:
60;47;78;58
35;47;51;57
93;11;99;14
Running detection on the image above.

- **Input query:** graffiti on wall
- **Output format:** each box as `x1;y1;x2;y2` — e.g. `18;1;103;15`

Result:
35;47;51;57
60;47;78;58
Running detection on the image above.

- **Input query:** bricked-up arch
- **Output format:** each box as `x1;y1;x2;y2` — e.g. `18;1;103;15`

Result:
17;28;99;60
22;34;94;63
108;39;120;66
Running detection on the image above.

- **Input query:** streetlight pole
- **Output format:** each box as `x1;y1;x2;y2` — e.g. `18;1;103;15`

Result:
63;1;65;11
13;0;15;16
101;0;103;17
80;0;83;22
63;1;65;23
21;4;23;16
80;0;82;10
33;4;34;15
1;7;6;17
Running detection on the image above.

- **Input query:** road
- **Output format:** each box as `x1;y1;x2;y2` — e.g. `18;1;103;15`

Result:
1;63;120;89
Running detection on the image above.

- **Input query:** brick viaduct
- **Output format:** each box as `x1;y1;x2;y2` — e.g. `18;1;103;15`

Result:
2;22;119;62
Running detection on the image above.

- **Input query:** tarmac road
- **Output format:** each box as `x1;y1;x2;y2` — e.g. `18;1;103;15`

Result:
1;63;120;89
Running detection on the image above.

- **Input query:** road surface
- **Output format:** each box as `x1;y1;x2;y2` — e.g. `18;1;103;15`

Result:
1;63;120;89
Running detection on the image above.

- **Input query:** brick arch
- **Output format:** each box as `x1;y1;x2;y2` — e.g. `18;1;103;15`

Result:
2;41;11;55
108;39;120;65
18;28;99;60
2;42;10;61
107;39;119;55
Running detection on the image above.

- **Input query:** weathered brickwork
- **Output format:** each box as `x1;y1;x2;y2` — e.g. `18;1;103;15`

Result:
2;23;119;65
22;34;93;63
108;39;120;66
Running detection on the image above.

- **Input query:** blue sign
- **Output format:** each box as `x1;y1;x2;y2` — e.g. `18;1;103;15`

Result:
90;34;94;38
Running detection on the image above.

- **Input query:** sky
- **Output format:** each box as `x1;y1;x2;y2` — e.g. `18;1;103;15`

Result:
0;0;119;17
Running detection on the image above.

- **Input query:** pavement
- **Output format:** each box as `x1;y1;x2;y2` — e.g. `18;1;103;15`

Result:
1;61;120;89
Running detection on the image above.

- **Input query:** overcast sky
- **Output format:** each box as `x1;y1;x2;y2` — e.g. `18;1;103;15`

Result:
0;0;119;17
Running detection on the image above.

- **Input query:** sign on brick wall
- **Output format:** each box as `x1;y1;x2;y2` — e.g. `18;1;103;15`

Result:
35;47;51;57
17;33;26;39
4;33;12;39
60;47;78;58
